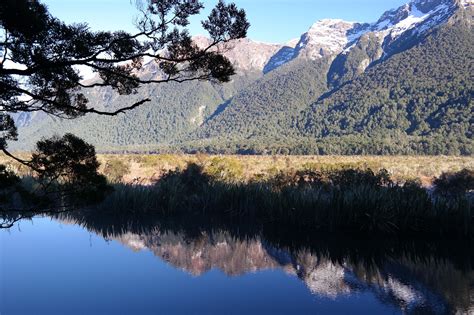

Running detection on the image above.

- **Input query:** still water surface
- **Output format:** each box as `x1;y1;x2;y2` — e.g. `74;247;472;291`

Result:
1;217;473;314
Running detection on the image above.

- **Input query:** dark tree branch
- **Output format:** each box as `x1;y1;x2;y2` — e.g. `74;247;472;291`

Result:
1;82;154;116
0;147;41;172
85;98;152;116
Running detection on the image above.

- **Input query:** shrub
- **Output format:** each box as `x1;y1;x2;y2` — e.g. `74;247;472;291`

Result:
0;164;21;205
90;163;473;238
30;134;111;204
0;164;19;190
433;169;474;196
104;159;131;183
205;157;244;182
329;168;393;188
265;168;393;190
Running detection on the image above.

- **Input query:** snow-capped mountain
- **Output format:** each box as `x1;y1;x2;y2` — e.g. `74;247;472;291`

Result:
71;0;469;82
129;0;470;79
264;20;370;72
25;0;471;88
368;0;470;55
264;0;471;73
13;0;473;153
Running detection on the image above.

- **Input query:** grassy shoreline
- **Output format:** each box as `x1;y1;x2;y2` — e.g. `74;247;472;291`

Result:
3;154;473;185
2;154;473;238
94;155;474;185
90;163;473;239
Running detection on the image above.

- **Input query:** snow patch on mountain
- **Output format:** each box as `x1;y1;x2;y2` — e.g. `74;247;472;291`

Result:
373;0;455;39
264;20;370;72
299;19;359;59
389;5;432;36
263;46;297;73
333;0;464;72
267;0;467;73
285;38;300;48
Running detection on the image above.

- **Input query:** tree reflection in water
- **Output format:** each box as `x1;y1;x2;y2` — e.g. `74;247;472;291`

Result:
54;210;474;315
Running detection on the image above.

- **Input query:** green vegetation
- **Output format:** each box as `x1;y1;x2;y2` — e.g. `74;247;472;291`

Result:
191;58;330;142
14;74;260;150
103;159;131;183
11;4;473;156
2;154;473;235
92;162;474;238
300;22;474;155
0;134;110;228
13;20;473;155
187;19;473;155
434;169;474;196
92;154;473;184
3;153;472;184
205;157;244;182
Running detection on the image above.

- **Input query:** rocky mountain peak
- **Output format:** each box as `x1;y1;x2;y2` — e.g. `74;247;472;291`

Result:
374;0;464;32
263;19;370;73
191;35;282;73
297;19;358;59
413;0;448;12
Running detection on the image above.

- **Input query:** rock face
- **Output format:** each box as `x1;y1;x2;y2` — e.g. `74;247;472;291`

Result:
220;38;283;73
297;20;360;59
264;20;370;73
192;35;283;74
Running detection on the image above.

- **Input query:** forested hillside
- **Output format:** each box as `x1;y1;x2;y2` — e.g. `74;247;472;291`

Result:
300;19;473;155
14;0;473;155
14;72;261;150
193;58;331;141
178;10;473;155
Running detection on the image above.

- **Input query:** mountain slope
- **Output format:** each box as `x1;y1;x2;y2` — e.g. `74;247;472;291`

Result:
13;38;281;151
182;0;473;155
328;0;469;87
298;11;473;154
189;58;331;143
13;0;474;155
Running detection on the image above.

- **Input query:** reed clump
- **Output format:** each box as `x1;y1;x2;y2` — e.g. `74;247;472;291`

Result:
96;163;473;238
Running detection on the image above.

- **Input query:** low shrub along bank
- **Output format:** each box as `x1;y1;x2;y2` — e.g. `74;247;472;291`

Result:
94;164;474;238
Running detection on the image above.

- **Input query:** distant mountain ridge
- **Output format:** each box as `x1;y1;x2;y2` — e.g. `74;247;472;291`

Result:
13;0;474;155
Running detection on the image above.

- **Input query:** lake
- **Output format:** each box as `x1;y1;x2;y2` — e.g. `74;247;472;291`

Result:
1;216;473;314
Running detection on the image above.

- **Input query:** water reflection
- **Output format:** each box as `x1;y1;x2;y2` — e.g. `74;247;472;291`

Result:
55;212;474;314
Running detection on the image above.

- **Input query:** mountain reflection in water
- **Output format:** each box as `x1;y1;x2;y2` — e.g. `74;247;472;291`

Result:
56;212;474;315
2;212;473;315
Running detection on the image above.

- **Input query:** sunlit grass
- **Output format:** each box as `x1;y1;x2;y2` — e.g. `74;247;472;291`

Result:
3;153;472;185
94;154;474;185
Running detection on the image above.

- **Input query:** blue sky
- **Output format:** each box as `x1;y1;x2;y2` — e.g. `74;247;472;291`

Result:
42;0;408;43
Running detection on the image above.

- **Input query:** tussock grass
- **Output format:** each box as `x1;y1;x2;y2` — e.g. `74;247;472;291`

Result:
3;154;472;237
93;163;473;239
3;153;473;185
92;154;474;185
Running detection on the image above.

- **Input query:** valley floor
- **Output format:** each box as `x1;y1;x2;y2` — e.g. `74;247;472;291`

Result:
3;153;472;185
94;154;474;185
